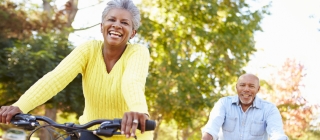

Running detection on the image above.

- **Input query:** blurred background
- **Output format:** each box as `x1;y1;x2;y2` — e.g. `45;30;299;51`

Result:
0;0;319;139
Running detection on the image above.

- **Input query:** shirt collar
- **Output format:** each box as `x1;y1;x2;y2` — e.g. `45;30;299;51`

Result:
232;95;262;109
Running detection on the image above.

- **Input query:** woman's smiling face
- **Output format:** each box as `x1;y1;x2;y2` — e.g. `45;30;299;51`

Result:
101;8;136;47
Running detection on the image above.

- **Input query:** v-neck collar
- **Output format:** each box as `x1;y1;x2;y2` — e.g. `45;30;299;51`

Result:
101;44;128;74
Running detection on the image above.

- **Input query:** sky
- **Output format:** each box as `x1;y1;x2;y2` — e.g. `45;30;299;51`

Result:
244;0;320;104
51;0;320;104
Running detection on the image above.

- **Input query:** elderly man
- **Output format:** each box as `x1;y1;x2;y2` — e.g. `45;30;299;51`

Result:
202;73;288;140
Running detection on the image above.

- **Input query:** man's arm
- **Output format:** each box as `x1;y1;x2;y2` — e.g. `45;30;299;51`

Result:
266;105;289;140
201;98;227;140
202;132;214;140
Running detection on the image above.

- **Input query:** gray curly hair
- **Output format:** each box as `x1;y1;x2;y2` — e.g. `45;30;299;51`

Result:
101;0;141;30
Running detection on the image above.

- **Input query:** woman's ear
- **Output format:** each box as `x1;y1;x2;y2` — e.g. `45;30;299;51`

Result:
130;30;137;39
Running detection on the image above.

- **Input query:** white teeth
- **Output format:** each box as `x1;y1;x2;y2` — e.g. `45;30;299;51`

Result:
243;94;250;97
109;31;122;36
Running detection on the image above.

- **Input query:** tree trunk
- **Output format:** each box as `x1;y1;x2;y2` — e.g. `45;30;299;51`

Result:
43;0;78;28
65;0;79;27
153;118;162;140
182;127;190;140
176;129;180;140
38;107;57;140
42;0;52;18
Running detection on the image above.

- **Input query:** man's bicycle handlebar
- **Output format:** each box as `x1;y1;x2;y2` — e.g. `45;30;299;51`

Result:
10;113;156;139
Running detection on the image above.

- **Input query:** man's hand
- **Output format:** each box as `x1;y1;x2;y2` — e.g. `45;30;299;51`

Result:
202;132;214;140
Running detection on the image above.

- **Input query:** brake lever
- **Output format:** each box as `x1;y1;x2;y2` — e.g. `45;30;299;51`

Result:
93;119;138;139
92;119;120;137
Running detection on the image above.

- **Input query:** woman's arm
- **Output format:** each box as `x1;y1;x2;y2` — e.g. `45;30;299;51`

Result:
12;41;91;113
121;44;150;114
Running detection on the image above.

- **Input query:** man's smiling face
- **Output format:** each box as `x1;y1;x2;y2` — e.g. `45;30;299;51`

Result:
236;74;260;106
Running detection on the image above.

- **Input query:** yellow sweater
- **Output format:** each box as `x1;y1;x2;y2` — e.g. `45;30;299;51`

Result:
13;40;153;140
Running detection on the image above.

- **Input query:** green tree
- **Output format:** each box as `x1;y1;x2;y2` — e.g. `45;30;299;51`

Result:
0;0;84;117
137;0;269;139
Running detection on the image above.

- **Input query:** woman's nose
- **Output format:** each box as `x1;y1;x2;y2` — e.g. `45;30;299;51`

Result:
112;24;122;29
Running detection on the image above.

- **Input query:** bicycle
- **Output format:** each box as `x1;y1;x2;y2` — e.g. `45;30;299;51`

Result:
10;113;156;140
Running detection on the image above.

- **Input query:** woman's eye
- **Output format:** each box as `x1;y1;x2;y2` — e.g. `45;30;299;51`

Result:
108;19;115;21
122;22;128;25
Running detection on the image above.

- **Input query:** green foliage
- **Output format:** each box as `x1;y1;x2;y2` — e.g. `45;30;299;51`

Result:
0;1;84;117
137;0;270;137
0;31;84;116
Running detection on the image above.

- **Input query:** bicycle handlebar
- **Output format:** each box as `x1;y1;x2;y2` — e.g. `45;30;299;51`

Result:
11;113;156;138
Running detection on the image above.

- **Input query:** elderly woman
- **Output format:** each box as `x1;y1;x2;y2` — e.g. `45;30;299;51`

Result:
0;0;153;139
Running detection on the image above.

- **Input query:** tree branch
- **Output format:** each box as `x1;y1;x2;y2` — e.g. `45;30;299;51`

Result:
78;1;104;10
73;23;100;32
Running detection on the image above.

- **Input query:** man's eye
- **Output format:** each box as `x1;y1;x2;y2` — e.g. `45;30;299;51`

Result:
122;22;128;25
108;19;115;21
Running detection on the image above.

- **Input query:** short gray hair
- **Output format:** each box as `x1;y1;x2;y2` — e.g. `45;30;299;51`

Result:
101;0;141;30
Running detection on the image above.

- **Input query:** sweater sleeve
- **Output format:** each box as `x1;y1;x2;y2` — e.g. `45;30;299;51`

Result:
121;44;150;114
12;41;91;113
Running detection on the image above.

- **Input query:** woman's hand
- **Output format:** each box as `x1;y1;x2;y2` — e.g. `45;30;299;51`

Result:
121;111;149;138
0;106;23;124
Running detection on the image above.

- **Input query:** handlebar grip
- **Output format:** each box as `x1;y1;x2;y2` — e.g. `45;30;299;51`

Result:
100;119;156;131
10;113;38;130
138;120;156;131
95;119;156;137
